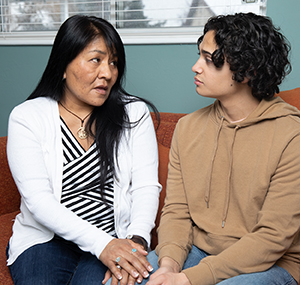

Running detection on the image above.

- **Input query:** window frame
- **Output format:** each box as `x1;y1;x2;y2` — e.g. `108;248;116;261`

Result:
0;27;209;45
0;0;267;45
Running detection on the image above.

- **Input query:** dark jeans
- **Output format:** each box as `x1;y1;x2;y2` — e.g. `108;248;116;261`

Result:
7;236;107;285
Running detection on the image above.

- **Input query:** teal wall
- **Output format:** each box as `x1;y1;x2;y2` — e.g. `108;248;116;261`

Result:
0;0;299;136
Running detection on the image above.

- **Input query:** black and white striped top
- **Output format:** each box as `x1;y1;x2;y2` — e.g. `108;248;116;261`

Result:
60;117;116;236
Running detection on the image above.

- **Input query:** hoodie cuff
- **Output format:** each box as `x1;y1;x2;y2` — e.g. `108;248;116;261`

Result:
156;244;188;270
182;262;215;285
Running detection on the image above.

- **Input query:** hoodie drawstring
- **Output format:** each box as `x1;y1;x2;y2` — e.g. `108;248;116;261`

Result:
205;116;224;208
222;125;239;228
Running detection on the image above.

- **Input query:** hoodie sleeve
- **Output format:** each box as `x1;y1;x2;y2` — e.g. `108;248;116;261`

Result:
155;123;194;269
183;133;300;284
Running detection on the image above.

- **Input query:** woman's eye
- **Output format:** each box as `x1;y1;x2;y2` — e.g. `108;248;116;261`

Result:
110;60;118;66
206;57;212;63
91;58;100;63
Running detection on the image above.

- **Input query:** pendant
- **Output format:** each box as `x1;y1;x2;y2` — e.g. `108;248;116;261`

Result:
77;127;88;140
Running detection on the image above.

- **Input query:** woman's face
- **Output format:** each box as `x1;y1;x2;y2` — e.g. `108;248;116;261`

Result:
63;36;118;109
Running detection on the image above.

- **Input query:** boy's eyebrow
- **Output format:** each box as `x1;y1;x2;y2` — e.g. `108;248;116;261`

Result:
200;48;212;56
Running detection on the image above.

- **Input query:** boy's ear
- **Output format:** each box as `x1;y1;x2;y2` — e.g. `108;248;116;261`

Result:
241;77;250;84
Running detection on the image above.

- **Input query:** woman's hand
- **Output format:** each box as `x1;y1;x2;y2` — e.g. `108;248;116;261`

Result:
100;238;153;284
103;268;142;285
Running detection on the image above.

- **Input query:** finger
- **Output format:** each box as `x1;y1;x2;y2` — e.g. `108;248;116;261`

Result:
128;274;139;285
124;250;152;278
117;257;140;280
126;245;153;273
102;269;112;284
120;248;153;272
131;249;153;273
136;273;144;284
111;275;119;285
101;239;150;279
127;240;148;255
108;262;123;283
120;269;129;285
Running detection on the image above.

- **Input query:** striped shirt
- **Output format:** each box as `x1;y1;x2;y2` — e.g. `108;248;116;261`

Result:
60;117;116;236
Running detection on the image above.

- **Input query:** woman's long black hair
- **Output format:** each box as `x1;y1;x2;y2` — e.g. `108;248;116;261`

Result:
197;12;291;100
28;15;159;196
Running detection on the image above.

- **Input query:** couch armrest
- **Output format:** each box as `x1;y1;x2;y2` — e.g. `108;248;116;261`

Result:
0;137;20;215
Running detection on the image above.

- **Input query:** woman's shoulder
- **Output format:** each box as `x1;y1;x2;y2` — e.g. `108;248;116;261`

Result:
9;97;58;127
12;97;56;112
124;96;149;117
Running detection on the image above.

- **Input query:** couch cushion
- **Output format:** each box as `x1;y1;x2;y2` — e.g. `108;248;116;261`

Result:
151;142;170;249
0;210;19;285
151;112;186;148
0;137;20;215
278;88;300;110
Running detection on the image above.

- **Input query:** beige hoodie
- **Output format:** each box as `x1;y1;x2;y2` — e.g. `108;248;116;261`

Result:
156;97;300;284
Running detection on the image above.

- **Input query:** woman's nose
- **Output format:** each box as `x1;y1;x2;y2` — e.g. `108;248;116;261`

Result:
98;62;112;79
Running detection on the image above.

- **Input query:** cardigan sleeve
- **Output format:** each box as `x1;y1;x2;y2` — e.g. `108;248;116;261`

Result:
7;101;114;259
123;101;162;246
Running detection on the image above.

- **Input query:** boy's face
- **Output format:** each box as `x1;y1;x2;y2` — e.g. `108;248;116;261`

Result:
192;30;243;102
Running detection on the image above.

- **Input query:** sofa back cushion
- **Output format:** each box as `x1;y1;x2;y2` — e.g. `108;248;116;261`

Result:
278;87;300;110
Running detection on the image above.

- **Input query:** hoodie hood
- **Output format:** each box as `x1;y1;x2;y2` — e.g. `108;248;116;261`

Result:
205;97;300;227
214;96;300;128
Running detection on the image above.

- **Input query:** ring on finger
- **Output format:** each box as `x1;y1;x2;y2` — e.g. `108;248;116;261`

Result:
131;248;137;254
116;265;121;269
115;256;121;263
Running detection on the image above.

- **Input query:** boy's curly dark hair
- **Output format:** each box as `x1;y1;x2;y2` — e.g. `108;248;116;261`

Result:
197;13;291;100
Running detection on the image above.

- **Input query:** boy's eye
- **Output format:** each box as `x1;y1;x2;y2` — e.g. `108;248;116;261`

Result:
197;51;212;63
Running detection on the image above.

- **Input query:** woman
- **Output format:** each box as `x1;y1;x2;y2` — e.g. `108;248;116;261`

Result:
141;13;300;285
6;15;161;285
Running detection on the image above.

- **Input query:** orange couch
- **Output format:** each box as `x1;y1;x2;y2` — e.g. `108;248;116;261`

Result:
0;87;299;284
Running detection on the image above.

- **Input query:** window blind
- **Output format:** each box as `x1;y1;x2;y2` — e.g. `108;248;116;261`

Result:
0;0;267;44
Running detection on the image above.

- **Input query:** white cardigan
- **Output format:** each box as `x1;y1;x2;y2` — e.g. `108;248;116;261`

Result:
7;97;161;265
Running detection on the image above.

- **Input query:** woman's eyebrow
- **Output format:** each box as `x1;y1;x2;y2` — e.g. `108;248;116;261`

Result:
89;50;118;60
89;49;107;55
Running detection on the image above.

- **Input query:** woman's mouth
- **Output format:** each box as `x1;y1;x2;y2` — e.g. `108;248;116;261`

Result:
95;85;108;95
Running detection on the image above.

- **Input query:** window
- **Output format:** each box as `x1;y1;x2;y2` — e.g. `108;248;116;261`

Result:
0;0;267;45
